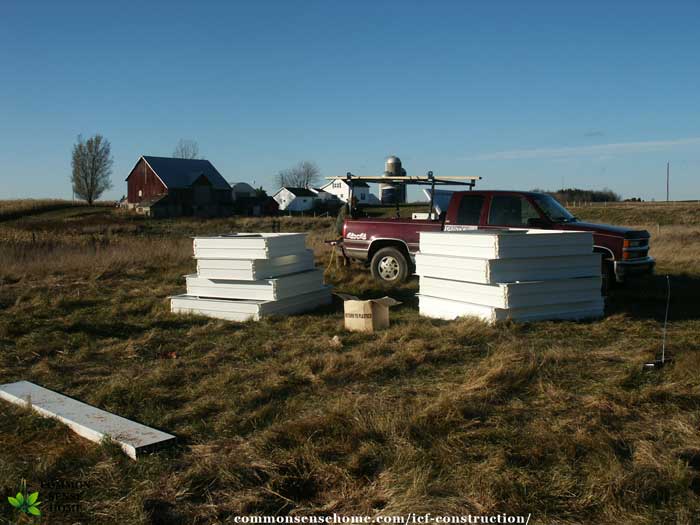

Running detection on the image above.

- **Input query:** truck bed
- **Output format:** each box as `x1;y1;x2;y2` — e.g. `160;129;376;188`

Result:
343;217;443;261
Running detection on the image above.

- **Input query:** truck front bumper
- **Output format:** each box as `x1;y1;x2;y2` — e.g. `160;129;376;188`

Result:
614;256;655;283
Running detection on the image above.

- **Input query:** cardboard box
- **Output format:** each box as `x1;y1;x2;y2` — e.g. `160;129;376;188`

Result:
336;294;401;332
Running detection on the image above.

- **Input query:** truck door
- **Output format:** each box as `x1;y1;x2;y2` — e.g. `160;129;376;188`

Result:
486;194;543;228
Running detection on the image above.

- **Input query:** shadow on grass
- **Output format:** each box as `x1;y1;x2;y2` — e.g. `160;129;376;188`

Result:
331;276;419;302
57;298;103;310
607;273;700;321
152;317;211;330
64;320;149;339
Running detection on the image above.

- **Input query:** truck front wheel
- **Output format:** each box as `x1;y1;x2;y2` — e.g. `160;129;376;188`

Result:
370;247;410;284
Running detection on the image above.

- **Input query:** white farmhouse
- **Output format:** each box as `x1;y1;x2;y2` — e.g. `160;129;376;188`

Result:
320;178;376;204
273;187;317;212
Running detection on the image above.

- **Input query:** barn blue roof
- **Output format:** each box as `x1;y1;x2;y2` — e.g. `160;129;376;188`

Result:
136;156;231;190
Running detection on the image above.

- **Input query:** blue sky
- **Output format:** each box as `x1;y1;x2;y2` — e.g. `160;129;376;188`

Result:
1;0;699;201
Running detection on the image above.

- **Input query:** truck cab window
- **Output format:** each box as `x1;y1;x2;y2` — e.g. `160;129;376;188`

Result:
488;195;540;226
456;195;485;224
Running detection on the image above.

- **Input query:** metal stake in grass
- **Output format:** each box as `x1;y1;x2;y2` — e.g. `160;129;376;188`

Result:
644;275;672;370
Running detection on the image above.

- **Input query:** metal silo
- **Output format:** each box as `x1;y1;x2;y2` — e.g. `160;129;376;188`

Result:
380;155;407;204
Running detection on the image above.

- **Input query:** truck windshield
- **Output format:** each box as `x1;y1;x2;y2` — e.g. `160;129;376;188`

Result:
533;194;577;222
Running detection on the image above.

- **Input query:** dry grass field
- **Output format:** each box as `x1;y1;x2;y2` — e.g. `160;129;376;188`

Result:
0;201;699;524
0;199;92;222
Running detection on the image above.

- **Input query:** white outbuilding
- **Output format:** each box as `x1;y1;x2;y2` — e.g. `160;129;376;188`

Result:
273;187;317;211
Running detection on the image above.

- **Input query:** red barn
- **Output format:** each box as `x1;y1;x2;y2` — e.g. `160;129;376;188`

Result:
126;156;233;218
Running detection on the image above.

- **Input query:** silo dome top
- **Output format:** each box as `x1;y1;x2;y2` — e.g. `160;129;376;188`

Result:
386;155;401;164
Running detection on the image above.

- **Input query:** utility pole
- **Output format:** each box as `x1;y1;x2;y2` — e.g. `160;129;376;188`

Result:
666;162;670;202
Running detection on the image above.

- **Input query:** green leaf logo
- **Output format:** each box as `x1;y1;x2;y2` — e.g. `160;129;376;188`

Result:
7;480;41;518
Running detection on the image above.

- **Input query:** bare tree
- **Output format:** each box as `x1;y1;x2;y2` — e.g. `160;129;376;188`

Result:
173;139;200;159
276;161;320;189
71;134;113;205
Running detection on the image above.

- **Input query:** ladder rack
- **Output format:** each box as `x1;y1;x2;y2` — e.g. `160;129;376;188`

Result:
326;171;482;219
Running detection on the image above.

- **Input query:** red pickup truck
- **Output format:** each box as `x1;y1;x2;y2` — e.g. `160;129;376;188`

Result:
341;190;655;287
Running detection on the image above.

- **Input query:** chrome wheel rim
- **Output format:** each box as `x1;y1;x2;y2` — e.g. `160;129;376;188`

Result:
378;256;400;280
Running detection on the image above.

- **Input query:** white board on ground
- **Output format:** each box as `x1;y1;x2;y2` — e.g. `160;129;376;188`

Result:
193;233;307;260
419;276;602;308
185;270;324;301
415;253;601;283
418;294;604;323
419;229;594;259
171;286;332;322
196;251;315;280
0;381;175;460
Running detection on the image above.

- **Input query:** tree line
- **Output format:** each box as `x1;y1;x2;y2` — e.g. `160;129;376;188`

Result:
533;187;622;203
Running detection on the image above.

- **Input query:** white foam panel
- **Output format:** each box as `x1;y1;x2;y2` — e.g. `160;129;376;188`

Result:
171;287;332;322
0;381;175;460
193;233;308;260
415;253;601;283
419;276;602;309
196;251;315;280
185;270;325;301
419;229;594;259
419;294;604;323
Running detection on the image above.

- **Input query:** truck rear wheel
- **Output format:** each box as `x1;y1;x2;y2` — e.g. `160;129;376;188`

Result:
370;247;410;284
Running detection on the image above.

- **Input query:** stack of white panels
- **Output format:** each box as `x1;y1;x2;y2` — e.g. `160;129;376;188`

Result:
171;233;331;321
416;230;604;323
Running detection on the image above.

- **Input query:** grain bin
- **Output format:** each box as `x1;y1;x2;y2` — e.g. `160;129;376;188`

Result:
380;155;407;204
